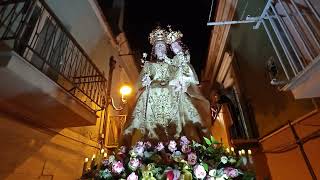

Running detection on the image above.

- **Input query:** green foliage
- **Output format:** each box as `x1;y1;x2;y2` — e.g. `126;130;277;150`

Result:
204;137;212;146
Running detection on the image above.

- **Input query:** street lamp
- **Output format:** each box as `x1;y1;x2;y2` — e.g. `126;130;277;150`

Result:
120;84;132;103
100;57;132;147
109;83;132;111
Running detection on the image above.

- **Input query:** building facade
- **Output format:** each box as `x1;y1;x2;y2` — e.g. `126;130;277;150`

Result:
203;0;320;179
0;0;138;179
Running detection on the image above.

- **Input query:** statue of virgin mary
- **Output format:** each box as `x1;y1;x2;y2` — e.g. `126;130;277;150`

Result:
121;26;211;145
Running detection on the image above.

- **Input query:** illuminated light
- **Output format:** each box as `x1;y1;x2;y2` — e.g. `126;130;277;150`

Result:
104;152;108;157
238;150;242;155
101;149;104;154
92;154;96;160
226;148;230;153
231;147;234;152
120;84;132;96
241;149;245;155
248;149;252;155
84;158;89;162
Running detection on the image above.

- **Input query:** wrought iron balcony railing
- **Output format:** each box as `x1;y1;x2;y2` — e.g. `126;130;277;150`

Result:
260;0;320;85
0;0;107;111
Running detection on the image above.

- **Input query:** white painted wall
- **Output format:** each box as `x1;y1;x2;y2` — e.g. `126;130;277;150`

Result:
45;0;103;54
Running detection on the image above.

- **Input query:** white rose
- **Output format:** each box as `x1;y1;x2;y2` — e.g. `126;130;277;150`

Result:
127;172;138;180
209;169;217;177
168;140;177;152
142;52;148;58
220;156;228;164
193;165;207;179
108;155;115;164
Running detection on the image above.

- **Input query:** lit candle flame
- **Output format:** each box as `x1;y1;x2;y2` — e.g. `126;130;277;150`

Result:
248;149;252;155
241;149;245;155
84;158;89;162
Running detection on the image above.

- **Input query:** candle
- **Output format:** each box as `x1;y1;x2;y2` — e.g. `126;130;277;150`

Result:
82;158;89;175
101;149;105;154
241;149;245;155
226;148;230;153
90;154;96;169
238;150;242;156
248;149;253;164
241;155;248;166
101;134;104;139
231;147;235;155
104;152;108;158
231;147;234;152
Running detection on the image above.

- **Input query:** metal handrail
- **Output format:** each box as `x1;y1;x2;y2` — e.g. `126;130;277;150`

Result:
0;0;107;110
262;0;320;83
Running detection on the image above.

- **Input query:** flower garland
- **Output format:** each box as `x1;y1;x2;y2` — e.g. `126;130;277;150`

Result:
81;136;254;180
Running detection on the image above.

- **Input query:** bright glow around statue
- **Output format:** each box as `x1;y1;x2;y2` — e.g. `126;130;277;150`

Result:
120;85;132;96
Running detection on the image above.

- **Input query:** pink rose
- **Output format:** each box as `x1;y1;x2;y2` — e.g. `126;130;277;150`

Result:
180;136;190;145
187;153;197;165
166;169;181;180
127;172;138;180
181;144;191;153
134;145;144;157
156;142;164;151
166;170;174;180
120;146;126;153
112;161;124;174
168;140;177;152
193;165;207;179
136;141;144;147
224;167;239;178
128;158;140;171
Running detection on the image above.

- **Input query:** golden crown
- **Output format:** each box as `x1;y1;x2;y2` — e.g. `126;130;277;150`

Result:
149;26;168;45
166;26;183;44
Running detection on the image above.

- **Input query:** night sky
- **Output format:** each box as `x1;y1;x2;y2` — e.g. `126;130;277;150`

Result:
100;0;212;76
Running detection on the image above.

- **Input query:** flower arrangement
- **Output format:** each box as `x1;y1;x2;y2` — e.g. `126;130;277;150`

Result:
81;136;254;180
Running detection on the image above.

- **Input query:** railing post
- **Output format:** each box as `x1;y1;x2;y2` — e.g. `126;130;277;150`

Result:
262;19;291;80
267;12;299;75
269;3;305;70
277;0;313;61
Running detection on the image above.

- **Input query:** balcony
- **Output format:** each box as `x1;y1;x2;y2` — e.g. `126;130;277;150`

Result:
0;0;107;127
260;0;320;99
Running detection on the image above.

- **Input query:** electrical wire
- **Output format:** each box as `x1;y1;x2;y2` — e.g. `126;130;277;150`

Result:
263;129;320;154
